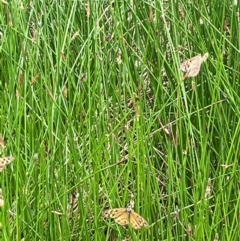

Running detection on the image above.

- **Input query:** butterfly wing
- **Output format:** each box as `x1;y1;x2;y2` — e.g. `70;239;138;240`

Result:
187;53;208;77
114;210;130;226
129;210;149;230
0;156;14;171
102;208;130;226
180;53;208;79
187;60;201;77
180;55;201;71
180;59;191;72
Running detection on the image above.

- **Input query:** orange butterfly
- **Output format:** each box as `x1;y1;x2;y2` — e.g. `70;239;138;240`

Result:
102;205;149;230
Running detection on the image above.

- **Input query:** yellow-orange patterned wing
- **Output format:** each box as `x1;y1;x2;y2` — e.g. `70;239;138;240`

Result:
102;206;148;230
0;156;14;171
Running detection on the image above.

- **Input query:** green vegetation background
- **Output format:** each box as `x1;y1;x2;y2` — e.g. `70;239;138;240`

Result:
0;0;239;240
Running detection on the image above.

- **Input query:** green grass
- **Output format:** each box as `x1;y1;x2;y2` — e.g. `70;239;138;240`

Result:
0;0;240;240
